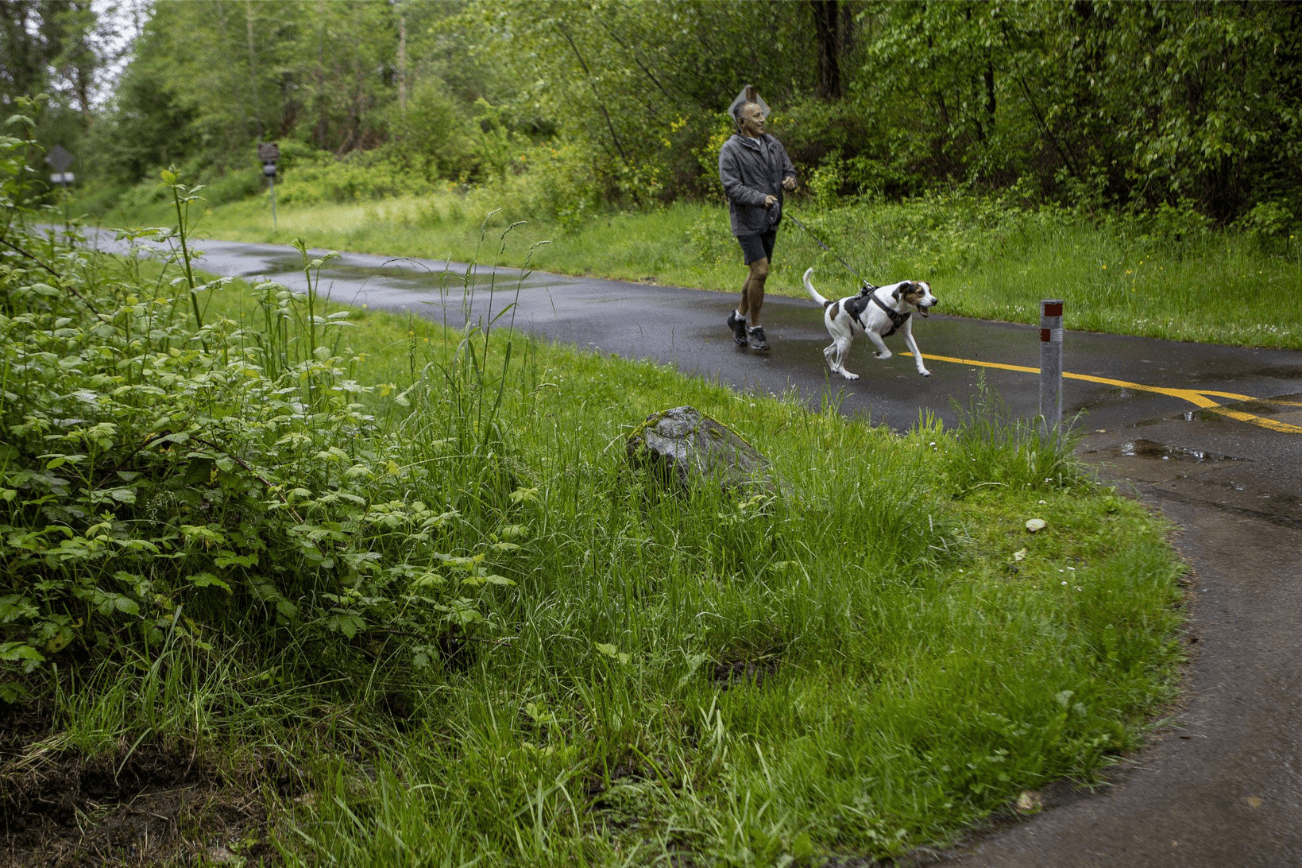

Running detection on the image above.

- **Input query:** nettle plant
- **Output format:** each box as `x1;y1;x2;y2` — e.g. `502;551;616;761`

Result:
0;154;521;701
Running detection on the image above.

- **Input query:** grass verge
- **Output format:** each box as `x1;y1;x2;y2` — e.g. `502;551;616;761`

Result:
87;186;1302;350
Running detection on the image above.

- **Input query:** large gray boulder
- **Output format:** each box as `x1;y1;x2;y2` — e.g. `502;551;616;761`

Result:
626;406;773;493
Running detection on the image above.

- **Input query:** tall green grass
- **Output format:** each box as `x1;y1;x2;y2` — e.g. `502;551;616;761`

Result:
93;185;1302;350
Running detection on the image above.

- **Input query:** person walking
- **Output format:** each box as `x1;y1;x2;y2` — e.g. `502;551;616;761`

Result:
719;85;798;352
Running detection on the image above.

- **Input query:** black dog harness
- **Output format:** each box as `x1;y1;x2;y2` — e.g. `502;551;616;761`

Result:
870;295;912;337
842;288;911;338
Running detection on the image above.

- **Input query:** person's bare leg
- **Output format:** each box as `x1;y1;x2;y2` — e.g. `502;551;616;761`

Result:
745;257;769;327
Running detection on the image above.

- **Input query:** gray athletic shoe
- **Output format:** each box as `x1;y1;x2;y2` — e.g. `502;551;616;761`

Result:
747;326;769;351
727;311;748;346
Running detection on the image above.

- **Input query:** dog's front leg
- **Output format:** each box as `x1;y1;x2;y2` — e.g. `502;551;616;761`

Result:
865;332;892;361
902;323;931;376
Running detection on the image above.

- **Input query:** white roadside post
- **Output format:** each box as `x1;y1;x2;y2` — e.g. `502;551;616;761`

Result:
1040;299;1064;440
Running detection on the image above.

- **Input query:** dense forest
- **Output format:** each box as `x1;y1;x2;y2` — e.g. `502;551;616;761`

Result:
5;0;1301;229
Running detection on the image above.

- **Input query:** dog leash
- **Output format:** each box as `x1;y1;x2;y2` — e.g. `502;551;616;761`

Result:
785;211;876;291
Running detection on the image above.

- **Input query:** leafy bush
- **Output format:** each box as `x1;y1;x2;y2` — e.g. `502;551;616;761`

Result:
787;192;1039;279
0;161;524;701
469;140;601;228
391;79;481;180
275;149;439;205
1232;200;1298;252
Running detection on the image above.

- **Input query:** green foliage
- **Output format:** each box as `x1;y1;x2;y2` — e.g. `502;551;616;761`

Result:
453;0;818;201
390;78;480;181
0;160;527;699
0;0;110;200
34;0;1294;229
82;54;198;187
274;149;440;206
852;0;1302;221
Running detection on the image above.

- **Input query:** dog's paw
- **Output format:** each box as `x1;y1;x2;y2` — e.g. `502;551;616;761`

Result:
874;351;892;360
840;371;859;381
919;369;931;377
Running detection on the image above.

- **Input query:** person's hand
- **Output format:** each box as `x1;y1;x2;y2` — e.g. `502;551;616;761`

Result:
764;194;778;209
782;176;797;192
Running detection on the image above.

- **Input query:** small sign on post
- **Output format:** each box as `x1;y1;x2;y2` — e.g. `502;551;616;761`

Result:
45;144;75;189
257;142;280;229
1040;299;1064;439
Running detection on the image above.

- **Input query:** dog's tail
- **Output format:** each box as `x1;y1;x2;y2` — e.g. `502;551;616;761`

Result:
803;267;832;308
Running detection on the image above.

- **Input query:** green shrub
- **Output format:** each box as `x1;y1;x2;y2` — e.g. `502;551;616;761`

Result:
470;139;601;227
0;162;523;701
275;149;439;206
1232;200;1298;252
200;165;265;206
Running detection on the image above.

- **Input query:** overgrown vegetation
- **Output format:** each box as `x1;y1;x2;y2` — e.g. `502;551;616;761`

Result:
11;1;1302;232
2;122;1189;864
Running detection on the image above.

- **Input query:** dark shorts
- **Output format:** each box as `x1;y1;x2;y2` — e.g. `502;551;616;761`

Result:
737;228;778;265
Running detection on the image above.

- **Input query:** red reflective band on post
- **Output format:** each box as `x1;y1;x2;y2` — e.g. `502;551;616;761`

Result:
1041;328;1051;342
1043;302;1063;317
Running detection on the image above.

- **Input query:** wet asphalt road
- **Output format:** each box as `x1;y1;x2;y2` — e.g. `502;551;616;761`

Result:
97;235;1302;866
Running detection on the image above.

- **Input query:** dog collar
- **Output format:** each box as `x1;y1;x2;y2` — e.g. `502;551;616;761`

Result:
870;294;911;337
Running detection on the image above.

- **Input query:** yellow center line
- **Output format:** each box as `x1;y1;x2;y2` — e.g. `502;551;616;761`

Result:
908;351;1302;435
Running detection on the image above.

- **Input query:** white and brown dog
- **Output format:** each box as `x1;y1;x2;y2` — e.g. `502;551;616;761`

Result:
803;267;938;380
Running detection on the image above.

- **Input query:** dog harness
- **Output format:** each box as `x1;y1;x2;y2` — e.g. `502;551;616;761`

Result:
847;292;911;337
871;295;912;337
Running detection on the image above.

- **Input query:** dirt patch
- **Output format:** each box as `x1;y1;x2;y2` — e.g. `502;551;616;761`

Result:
0;712;282;867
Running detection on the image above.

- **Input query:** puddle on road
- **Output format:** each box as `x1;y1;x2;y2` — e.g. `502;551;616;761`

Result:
248;254;538;291
1114;438;1246;463
1095;438;1302;529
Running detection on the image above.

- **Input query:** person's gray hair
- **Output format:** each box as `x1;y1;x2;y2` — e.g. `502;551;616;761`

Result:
735;102;764;128
727;85;770;124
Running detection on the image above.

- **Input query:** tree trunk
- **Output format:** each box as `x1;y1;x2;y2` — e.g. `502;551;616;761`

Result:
315;0;328;149
245;0;261;140
397;3;407;119
812;0;842;100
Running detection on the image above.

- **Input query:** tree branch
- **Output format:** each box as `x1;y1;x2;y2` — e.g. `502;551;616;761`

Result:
555;22;630;165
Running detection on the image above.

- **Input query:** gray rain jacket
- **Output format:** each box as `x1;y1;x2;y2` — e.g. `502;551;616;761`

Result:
718;133;797;237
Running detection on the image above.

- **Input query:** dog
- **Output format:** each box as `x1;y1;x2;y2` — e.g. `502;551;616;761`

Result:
803;267;938;380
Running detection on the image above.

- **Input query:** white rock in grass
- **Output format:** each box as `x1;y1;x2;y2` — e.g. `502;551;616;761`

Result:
1015;790;1043;814
1025;518;1048;533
